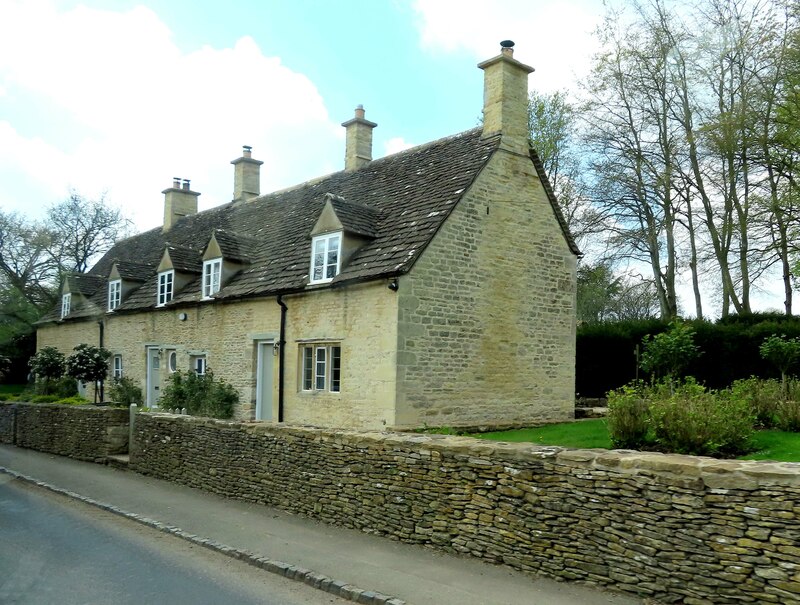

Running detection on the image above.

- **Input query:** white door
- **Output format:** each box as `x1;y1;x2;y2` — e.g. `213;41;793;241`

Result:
255;341;273;421
146;347;161;407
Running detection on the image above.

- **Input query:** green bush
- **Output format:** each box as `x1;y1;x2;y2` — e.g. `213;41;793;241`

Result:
606;382;650;449
730;377;781;428
54;396;89;406
159;369;237;419
107;377;143;406
28;346;66;394
640;322;700;384
30;394;61;403
649;379;754;457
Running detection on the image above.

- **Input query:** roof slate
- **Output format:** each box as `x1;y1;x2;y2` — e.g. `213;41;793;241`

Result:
113;260;154;282
41;127;577;323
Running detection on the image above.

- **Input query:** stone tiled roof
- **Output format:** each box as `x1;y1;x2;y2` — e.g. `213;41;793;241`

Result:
113;261;154;282
41;127;577;323
65;273;105;297
326;194;381;238
209;229;258;264
164;244;202;274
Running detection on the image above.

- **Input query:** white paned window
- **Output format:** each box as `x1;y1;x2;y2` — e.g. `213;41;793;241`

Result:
202;259;222;298
301;344;341;392
309;233;341;284
192;355;207;375
61;293;71;318
108;280;121;311
158;271;174;306
112;355;123;379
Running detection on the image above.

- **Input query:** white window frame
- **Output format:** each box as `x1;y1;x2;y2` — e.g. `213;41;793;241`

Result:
202;259;222;299
168;351;177;373
157;270;174;306
108;279;121;311
301;344;341;392
61;293;71;318
112;355;123;379
309;233;341;284
192;355;207;376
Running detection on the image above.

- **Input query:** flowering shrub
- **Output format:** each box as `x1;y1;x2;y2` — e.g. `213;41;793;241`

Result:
107;376;142;405
65;344;110;403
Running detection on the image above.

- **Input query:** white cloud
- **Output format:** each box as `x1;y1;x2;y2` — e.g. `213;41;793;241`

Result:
0;1;341;230
412;0;603;92
384;137;414;156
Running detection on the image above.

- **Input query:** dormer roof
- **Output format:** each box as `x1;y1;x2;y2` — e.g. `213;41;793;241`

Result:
162;244;203;274
110;260;154;282
319;193;380;239
204;229;258;264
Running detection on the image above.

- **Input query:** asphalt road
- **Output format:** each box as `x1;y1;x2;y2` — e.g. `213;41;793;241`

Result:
0;475;348;605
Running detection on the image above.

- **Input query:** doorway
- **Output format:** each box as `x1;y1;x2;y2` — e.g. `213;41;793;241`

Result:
255;341;274;421
146;347;161;407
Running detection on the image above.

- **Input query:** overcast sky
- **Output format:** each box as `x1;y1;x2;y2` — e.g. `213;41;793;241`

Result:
0;0;604;229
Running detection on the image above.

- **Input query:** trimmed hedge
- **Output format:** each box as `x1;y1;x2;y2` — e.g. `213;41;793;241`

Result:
577;313;800;397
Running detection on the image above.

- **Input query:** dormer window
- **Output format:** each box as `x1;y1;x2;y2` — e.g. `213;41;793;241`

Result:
310;233;341;284
61;293;71;318
108;280;121;311
158;270;174;306
202;259;222;299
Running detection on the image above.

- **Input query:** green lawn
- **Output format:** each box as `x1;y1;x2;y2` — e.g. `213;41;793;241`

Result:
473;419;800;463
0;384;25;395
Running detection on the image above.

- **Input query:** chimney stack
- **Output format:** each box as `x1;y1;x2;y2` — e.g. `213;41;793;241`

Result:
341;105;377;171
478;40;535;155
231;145;263;202
162;177;200;232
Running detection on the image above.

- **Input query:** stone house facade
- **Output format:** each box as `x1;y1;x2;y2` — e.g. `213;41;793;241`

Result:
36;42;580;430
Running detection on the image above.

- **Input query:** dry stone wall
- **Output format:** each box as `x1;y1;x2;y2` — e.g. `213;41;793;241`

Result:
1;401;129;461
131;414;800;604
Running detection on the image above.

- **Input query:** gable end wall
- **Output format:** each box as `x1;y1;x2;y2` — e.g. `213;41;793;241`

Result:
394;148;577;428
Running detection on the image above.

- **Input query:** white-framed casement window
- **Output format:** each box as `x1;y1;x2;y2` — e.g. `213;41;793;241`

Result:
192;355;207;375
202;259;222;299
157;270;174;306
108;279;121;311
112;355;123;379
310;233;341;284
61;293;71;319
301;344;341;392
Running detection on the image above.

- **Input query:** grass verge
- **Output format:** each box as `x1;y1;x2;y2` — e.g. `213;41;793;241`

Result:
473;419;800;463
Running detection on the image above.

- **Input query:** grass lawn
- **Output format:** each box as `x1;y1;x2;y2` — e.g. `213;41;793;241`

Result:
473;419;800;463
0;384;25;395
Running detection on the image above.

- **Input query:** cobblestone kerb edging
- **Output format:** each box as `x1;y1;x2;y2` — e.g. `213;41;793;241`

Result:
131;414;800;605
0;466;405;605
0;401;129;461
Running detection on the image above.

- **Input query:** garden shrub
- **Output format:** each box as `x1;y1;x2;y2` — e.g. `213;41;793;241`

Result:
640;321;700;385
28;346;66;394
775;380;800;432
65;344;111;403
730;377;781;428
649;378;754;457
159;369;237;419
107;376;143;406
54;396;89;406
606;382;650;449
30;394;61;403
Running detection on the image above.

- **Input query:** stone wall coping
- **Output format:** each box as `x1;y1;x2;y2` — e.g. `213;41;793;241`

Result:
5;401;128;413
139;414;800;489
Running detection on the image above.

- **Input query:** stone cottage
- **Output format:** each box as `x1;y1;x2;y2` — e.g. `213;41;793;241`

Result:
36;42;579;430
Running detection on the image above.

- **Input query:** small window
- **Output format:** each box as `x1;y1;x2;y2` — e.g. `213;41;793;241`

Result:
202;259;222;299
301;344;341;392
108;280;121;311
168;351;177;373
309;233;341;284
192;355;207;375
158;271;174;306
112;355;123;379
61;293;71;319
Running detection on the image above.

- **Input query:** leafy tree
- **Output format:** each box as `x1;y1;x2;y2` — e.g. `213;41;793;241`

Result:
577;262;661;323
28;346;66;394
759;334;800;398
640;321;700;385
65;344;111;403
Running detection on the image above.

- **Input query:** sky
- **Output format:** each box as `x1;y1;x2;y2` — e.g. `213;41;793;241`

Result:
0;0;788;314
0;0;602;229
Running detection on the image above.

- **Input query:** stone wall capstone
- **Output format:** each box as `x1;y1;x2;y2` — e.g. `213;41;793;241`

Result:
131;413;800;605
5;401;129;461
